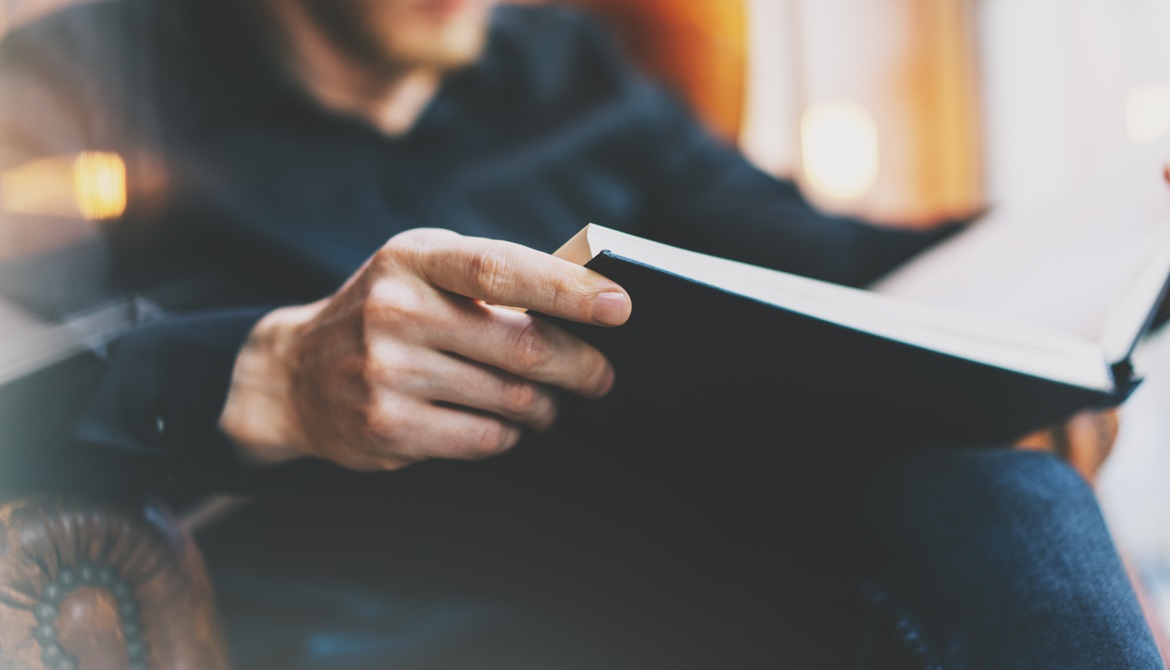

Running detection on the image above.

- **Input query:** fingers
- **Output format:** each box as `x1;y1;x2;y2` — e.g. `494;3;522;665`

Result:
397;348;559;430
392;401;524;462
396;229;631;326
431;301;615;398
1163;164;1170;187
327;229;627;473
360;283;615;398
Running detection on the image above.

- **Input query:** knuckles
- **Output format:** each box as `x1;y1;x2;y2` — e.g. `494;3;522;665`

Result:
500;378;540;416
376;227;455;268
468;247;512;298
361;396;404;444
584;358;614;397
546;272;582;316
371;237;412;273
356;343;415;386
509;318;552;374
360;280;428;330
306;228;558;470
467;420;518;460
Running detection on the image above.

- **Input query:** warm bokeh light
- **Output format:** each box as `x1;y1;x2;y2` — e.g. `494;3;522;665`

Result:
0;155;77;218
0;151;125;221
800;101;879;201
73;151;126;220
1127;85;1170;145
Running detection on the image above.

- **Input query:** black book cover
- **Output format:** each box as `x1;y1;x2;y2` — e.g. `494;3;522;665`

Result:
549;251;1129;462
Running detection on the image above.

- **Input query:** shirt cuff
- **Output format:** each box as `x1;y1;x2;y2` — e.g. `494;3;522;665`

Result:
73;307;273;493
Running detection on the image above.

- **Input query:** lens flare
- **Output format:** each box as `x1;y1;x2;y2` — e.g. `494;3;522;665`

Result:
800;101;879;201
74;151;126;220
0;152;126;220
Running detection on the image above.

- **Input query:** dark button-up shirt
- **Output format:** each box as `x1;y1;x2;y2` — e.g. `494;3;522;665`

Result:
0;0;952;494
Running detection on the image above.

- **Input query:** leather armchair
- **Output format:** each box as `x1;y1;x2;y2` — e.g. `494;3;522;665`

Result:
0;495;231;669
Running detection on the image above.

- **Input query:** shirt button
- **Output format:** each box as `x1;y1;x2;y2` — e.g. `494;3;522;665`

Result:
144;414;166;442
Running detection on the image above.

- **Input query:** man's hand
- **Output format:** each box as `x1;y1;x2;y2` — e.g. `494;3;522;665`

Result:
218;228;631;471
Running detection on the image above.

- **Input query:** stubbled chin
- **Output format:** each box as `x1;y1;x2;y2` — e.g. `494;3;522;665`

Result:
394;21;489;70
413;0;491;20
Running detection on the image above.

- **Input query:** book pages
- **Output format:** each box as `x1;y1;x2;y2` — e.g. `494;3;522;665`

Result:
873;134;1170;350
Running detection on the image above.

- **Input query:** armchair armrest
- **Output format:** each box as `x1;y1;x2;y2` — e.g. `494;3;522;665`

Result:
0;494;231;669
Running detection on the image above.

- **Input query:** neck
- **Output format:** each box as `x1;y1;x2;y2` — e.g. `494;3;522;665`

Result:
257;0;441;136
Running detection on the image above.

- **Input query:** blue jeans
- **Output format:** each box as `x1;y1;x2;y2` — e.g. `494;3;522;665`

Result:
201;447;1164;669
856;450;1163;669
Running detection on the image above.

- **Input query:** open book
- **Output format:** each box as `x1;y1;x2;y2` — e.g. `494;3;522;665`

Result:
552;138;1170;448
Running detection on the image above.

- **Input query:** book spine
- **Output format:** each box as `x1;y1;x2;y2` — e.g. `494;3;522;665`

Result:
1110;359;1143;405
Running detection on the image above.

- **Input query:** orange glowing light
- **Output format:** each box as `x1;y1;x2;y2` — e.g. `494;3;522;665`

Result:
0;152;126;220
73;151;126;220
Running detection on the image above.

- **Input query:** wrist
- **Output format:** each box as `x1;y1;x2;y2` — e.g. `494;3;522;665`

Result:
218;302;320;466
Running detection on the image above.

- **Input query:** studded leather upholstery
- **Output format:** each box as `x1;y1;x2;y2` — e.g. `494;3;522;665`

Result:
0;496;231;669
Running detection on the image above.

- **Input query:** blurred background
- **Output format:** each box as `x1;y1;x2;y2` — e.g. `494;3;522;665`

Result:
2;0;1170;635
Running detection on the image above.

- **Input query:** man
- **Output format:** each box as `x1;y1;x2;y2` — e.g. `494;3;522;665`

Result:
0;0;1163;667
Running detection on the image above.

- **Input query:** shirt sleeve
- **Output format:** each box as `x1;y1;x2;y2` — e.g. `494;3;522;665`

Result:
70;308;277;494
0;14;302;496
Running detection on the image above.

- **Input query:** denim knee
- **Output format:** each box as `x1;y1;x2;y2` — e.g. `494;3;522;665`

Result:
857;448;1163;670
